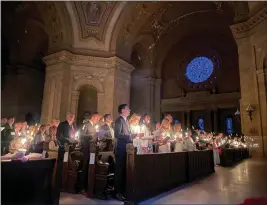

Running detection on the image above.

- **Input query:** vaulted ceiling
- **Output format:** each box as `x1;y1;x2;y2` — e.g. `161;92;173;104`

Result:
2;1;265;69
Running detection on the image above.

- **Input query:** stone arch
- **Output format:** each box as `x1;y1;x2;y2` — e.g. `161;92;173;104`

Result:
71;76;105;117
35;2;74;54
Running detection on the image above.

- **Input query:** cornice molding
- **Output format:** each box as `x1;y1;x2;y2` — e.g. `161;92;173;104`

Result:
231;7;267;35
43;50;134;72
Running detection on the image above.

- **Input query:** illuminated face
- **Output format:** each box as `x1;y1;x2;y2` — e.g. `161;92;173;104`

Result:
161;119;170;130
40;126;46;133
166;115;173;123
134;116;141;125
122;106;131;117
21;122;27;130
174;123;181;132
105;115;113;123
92;114;102;124
144;115;151;124
1;118;7;125
67;114;75;124
8;118;15;125
14;123;22;132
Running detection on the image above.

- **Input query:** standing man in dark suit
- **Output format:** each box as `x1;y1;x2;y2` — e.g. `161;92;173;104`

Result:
114;104;143;201
56;113;76;147
54;112;76;204
80;112;101;195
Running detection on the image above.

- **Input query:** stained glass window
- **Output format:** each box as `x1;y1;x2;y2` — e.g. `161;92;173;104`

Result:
185;56;214;83
226;118;233;134
198;118;205;131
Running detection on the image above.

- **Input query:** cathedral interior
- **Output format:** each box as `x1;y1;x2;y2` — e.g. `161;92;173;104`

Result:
1;2;267;204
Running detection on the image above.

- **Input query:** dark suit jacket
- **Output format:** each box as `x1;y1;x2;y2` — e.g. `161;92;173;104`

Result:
114;116;132;154
56;121;75;148
81;121;96;160
99;123;114;151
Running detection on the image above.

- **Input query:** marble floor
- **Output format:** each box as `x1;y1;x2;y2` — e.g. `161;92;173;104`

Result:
60;158;267;205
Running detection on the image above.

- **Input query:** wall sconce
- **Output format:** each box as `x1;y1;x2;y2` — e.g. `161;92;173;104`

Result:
234;109;240;116
234;109;241;123
246;104;255;121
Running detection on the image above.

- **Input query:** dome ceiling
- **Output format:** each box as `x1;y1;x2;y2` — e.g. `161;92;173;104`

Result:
73;2;117;41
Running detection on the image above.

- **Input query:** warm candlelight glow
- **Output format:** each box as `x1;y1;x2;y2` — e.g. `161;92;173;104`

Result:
75;132;80;140
21;138;27;145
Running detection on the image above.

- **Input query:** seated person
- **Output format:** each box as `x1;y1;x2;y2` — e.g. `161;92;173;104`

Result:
33;135;52;153
48;126;59;151
9;127;32;154
1;122;21;155
33;125;46;145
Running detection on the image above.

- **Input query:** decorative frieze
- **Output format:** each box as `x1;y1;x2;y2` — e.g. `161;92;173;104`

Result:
231;7;267;33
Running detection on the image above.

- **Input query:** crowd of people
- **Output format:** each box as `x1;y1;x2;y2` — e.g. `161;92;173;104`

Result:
1;104;248;201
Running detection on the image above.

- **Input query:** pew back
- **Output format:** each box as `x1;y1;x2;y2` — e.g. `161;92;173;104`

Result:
126;144;214;204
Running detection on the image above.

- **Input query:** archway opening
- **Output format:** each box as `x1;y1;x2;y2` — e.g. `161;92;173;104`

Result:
76;85;98;125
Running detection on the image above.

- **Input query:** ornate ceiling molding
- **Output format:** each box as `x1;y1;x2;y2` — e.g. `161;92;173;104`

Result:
231;7;267;34
43;50;134;74
73;2;116;41
66;1;126;53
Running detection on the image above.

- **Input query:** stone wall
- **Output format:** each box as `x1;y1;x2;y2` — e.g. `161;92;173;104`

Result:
231;7;267;157
40;51;134;124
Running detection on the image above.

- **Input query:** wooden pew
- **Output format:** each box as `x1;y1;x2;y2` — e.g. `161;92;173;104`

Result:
43;143;83;194
125;144;188;204
87;142;115;199
187;150;214;181
2;158;56;205
125;144;214;204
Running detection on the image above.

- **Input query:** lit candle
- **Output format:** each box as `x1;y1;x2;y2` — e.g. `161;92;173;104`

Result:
75;132;80;140
21;138;27;145
95;125;99;132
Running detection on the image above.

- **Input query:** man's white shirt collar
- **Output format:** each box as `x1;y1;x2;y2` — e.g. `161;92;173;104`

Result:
121;115;127;121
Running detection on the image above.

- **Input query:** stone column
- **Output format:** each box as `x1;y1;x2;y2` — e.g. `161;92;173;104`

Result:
186;110;191;128
112;59;134;118
213;109;218;132
70;91;80;117
231;7;267;156
97;92;105;114
154;79;162;122
41;52;70;124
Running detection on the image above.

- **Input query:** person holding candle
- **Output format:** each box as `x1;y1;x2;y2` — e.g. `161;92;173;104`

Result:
79;112;102;196
33;125;46;145
154;118;172;153
173;123;184;152
129;113;144;154
9;123;31;153
99;114;115;151
48;126;59;151
1;122;21;155
4;116;15;130
140;114;154;153
114;104;144;201
183;130;197;151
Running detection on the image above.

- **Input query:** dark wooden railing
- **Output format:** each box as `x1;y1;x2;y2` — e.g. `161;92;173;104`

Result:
125;144;214;204
2;158;56;205
220;148;249;166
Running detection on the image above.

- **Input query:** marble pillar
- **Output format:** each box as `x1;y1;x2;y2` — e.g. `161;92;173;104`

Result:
130;77;162;121
41;50;134;124
231;7;267;156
